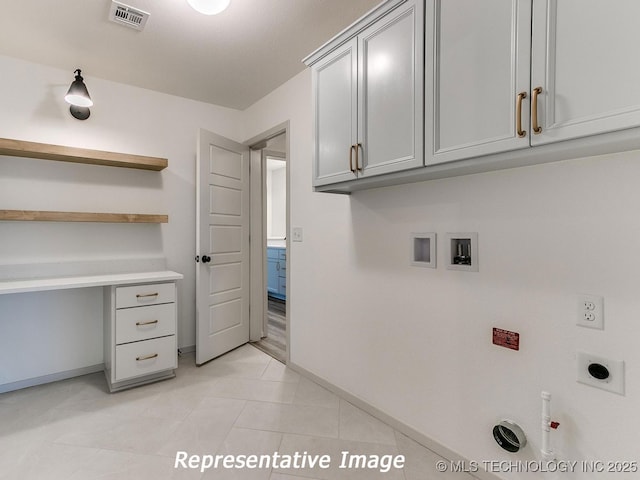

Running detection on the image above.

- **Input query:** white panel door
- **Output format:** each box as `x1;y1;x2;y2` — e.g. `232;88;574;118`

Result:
196;129;250;365
531;0;640;145
312;38;358;187
359;0;424;177
429;0;531;164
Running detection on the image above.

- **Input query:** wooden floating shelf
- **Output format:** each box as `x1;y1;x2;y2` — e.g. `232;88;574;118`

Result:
0;210;168;224
0;138;168;171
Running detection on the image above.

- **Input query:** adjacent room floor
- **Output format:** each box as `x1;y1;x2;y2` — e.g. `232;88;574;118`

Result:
252;297;287;363
0;344;473;480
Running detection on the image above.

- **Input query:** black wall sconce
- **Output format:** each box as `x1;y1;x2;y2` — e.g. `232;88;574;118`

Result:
64;69;93;120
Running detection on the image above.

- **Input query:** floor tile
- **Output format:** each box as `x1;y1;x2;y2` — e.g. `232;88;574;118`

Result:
338;400;396;446
292;377;340;410
274;434;406;480
209;377;298;404
261;359;301;384
156;397;246;457
270;475;324;480
395;431;475;480
234;401;340;438
67;449;203;480
0;345;472;479
199;427;283;479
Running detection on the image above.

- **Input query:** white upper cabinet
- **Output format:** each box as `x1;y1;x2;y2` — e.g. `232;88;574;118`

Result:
307;0;424;187
530;0;640;145
307;0;640;193
430;0;640;164
358;1;424;178
312;39;358;186
429;0;532;164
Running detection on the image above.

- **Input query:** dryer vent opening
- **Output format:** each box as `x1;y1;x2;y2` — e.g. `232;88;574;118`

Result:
493;420;527;453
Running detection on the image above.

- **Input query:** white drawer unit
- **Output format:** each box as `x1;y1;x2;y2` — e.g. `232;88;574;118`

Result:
104;281;178;392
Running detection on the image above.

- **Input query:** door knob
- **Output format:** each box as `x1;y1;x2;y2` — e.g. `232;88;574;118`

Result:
202;255;211;263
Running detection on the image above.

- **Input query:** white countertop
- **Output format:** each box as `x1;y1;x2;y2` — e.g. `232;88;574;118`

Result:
267;239;286;248
0;270;183;295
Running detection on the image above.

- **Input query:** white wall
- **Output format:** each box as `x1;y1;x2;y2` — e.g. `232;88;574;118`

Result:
0;55;243;385
268;163;286;239
243;69;640;479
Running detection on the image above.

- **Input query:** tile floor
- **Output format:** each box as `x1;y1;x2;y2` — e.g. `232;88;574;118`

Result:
0;345;475;480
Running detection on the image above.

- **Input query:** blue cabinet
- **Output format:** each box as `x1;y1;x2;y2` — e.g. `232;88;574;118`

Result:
267;247;286;300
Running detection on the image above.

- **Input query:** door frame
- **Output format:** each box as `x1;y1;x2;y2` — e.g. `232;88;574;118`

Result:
246;121;290;364
261;148;286;335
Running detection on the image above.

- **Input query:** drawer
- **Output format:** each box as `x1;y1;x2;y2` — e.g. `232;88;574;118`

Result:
116;282;175;309
116;303;176;345
267;248;279;260
115;335;176;381
278;249;286;261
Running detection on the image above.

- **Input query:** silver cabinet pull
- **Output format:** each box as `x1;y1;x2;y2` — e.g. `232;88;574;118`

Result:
136;353;158;361
135;319;159;326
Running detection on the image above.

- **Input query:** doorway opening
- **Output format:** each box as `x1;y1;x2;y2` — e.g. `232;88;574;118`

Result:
247;127;289;364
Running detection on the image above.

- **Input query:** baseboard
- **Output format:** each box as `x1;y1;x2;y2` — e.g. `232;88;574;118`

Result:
0;363;104;394
178;345;196;355
288;361;500;480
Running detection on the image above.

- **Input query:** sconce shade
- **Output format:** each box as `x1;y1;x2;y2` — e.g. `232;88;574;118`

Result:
187;0;231;15
65;69;93;107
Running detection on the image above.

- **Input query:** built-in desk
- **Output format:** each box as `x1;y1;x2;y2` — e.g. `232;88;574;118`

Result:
0;268;183;393
0;270;183;295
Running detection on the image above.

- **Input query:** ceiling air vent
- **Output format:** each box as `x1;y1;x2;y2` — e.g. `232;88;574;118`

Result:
108;1;150;31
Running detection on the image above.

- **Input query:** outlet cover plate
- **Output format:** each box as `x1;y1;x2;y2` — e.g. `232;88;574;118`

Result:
292;227;303;242
577;352;624;395
577;294;604;330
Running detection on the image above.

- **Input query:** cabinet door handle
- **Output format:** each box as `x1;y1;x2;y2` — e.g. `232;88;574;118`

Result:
276;262;280;271
532;87;542;134
136;319;159;326
136;292;159;299
349;145;356;173
516;92;527;138
136;353;158;361
355;143;363;171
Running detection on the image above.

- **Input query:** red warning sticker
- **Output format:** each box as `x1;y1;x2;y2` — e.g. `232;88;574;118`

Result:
492;328;520;351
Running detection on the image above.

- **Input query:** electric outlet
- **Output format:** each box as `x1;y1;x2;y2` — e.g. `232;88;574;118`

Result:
577;295;604;330
292;227;303;242
577;352;624;395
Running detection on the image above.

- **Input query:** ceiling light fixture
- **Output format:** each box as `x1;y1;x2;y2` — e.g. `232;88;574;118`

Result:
187;0;231;15
64;69;93;120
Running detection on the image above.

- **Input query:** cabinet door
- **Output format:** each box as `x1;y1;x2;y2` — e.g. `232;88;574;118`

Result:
358;0;424;178
429;0;531;164
312;38;358;186
267;257;279;295
531;0;640;145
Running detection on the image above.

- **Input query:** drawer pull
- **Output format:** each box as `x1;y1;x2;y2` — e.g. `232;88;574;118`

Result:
136;319;159;326
136;353;159;361
136;292;159;299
